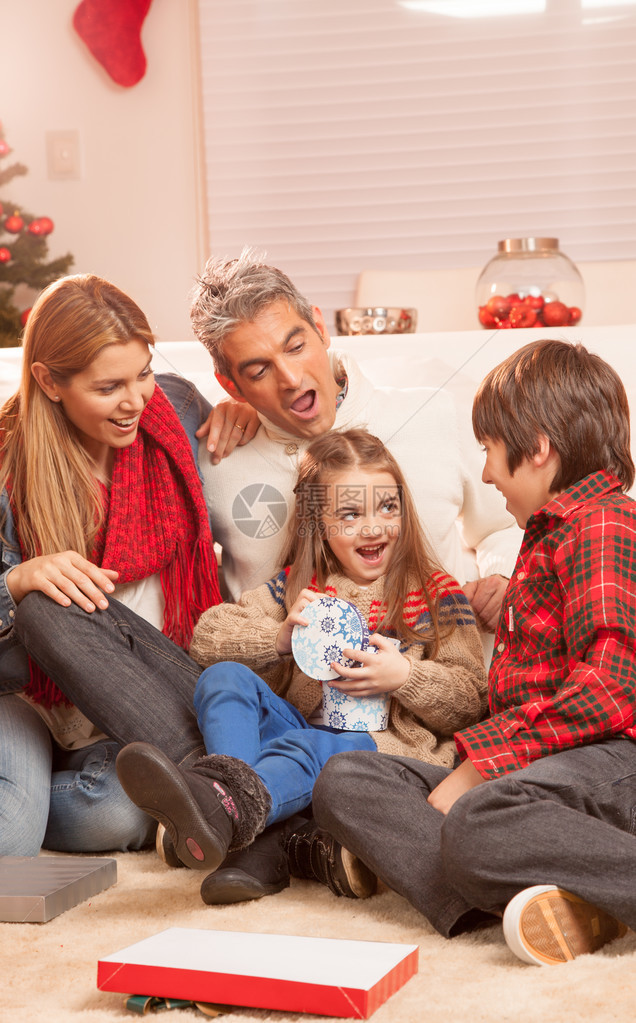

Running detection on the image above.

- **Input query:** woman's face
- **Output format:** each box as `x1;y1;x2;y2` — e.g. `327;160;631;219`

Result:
53;339;155;468
319;468;402;586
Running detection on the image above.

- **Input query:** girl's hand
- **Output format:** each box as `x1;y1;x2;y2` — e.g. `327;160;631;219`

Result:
275;588;321;656
6;552;119;613
330;633;410;696
196;400;260;465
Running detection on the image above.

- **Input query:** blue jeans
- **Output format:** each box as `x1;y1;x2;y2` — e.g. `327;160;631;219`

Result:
0;694;155;855
313;738;636;937
194;662;376;826
9;591;206;854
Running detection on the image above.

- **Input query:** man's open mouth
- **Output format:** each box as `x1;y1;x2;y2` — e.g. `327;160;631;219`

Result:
290;390;317;418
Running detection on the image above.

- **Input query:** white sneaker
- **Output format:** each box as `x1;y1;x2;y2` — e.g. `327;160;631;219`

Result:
503;885;627;966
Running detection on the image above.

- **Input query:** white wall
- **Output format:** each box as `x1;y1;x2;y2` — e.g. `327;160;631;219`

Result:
0;0;203;343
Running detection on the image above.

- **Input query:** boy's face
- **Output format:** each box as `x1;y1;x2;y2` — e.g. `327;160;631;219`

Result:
481;438;556;529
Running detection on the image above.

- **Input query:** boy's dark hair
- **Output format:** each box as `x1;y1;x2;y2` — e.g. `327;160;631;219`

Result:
472;339;634;493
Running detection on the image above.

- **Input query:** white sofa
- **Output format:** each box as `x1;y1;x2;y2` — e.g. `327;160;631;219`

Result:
2;324;635;502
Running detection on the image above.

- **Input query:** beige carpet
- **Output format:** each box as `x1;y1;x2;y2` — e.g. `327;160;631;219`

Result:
2;849;634;1022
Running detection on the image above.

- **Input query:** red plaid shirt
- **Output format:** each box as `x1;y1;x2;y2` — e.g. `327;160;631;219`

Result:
455;470;636;778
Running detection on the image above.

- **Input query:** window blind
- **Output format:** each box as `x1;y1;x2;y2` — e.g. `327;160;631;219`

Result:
196;0;636;326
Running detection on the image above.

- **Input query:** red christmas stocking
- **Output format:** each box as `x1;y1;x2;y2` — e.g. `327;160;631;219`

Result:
73;0;153;88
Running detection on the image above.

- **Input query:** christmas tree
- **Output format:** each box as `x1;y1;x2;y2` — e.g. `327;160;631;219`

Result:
0;119;74;347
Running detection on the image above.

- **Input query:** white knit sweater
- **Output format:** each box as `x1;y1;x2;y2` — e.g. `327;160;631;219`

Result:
200;351;522;600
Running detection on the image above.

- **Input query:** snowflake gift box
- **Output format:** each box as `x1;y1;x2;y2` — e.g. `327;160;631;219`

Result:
292;596;391;731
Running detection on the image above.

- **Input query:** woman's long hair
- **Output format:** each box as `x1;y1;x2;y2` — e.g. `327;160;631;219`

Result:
279;429;452;656
0;274;155;559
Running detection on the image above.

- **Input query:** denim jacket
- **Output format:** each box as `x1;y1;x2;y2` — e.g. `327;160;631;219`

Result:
0;373;212;695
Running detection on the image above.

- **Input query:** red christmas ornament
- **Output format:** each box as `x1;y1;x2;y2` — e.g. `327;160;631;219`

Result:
20;308;32;327
4;213;24;233
0;140;10;157
28;217;54;236
509;304;537;328
0;247;11;263
542;300;571;327
486;294;512;321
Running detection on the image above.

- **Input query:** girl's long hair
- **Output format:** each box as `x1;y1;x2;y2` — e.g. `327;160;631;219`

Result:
0;274;155;559
279;429;452;657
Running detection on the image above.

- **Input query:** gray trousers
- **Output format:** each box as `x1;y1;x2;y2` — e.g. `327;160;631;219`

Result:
312;738;636;938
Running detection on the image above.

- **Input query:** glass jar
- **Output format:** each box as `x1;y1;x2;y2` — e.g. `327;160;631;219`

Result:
476;238;584;329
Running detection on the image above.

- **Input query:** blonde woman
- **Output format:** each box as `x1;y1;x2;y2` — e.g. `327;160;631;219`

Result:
0;273;251;856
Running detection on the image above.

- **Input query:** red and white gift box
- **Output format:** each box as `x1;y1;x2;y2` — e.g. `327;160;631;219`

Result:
97;927;418;1018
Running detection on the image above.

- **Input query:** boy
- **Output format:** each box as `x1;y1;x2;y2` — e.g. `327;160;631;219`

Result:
308;339;636;965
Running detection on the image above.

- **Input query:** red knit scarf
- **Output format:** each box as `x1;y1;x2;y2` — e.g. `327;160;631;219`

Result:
24;383;221;707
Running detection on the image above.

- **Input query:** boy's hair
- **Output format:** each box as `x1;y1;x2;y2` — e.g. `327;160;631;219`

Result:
472;339;634;493
190;247;320;381
279;428;454;656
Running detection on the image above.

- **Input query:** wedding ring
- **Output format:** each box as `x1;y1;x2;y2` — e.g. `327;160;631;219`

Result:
233;423;245;433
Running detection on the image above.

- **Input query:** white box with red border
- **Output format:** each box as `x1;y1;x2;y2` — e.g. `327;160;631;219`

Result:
97;927;418;1018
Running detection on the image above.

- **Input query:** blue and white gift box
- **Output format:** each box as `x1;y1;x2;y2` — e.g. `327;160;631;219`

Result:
292;596;392;731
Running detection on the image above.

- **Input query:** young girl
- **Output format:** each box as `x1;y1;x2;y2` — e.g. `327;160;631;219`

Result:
117;428;488;890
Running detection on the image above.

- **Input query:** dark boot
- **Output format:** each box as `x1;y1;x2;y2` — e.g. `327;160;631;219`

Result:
286;818;378;899
200;814;307;905
116;742;271;872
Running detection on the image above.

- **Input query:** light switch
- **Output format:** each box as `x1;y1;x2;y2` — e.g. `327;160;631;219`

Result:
46;130;81;180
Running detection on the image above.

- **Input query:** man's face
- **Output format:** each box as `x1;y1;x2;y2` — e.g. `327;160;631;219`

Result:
216;300;341;438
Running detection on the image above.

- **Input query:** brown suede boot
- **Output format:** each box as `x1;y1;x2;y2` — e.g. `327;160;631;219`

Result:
116;742;271;872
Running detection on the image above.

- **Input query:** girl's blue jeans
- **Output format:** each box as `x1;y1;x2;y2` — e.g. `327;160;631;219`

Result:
0;693;156;856
194;662;376;826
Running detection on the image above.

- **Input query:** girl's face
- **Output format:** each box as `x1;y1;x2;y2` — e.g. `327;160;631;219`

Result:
50;339;154;470
319;468;402;586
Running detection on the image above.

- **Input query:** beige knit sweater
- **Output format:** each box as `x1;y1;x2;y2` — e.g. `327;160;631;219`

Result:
190;569;488;768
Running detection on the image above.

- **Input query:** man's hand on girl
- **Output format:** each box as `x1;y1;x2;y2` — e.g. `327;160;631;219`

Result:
463;574;508;632
330;634;410;696
197;399;260;465
6;552;118;613
275;588;321;656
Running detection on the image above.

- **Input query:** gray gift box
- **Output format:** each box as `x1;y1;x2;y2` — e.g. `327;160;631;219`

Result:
0;855;117;922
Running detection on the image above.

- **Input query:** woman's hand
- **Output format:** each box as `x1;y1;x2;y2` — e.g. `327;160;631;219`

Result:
6;552;119;613
196;399;260;465
330;633;410;696
427;758;486;815
275;588;321;656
